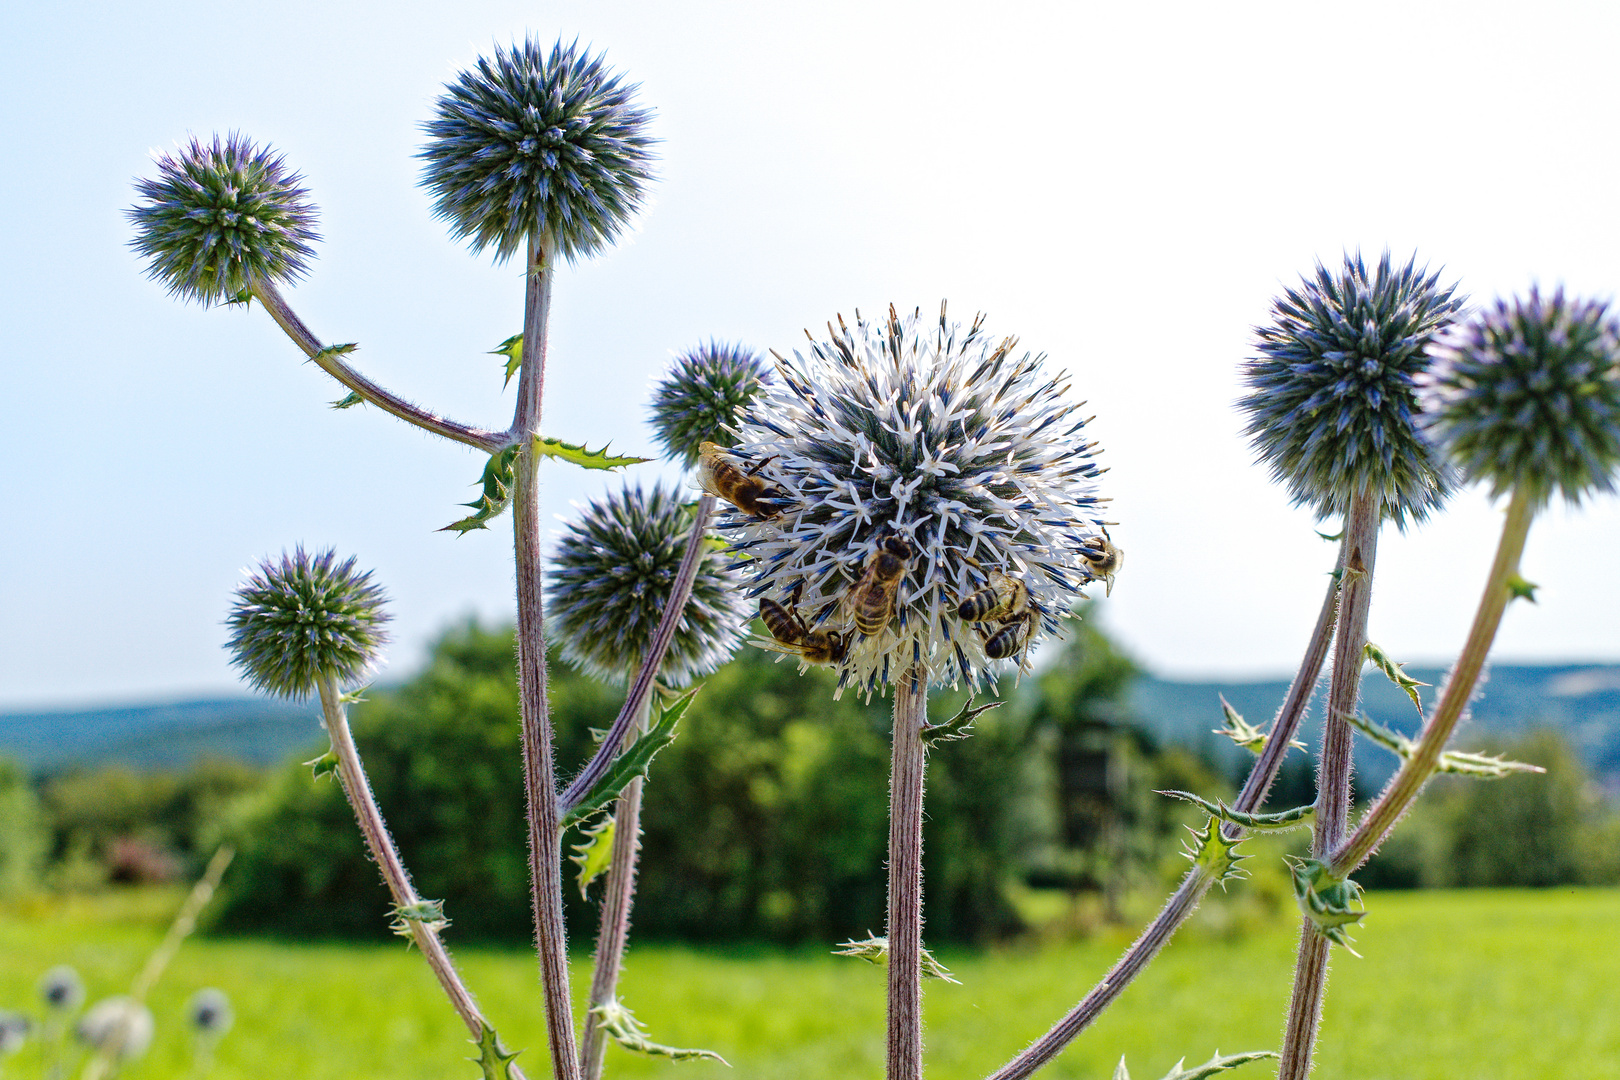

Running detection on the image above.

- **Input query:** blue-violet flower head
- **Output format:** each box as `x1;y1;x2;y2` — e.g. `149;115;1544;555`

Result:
648;341;771;469
40;966;85;1013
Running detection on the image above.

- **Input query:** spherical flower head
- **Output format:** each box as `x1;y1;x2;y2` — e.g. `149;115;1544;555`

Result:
1424;287;1620;504
648;341;771;468
225;548;390;700
1241;251;1464;526
0;1013;29;1056
727;304;1111;697
419;38;656;263
187;989;234;1039
128;133;319;305
547;482;749;686
77;997;154;1061
40;965;85;1012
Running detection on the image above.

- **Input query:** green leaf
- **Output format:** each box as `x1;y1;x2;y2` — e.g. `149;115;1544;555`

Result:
469;1022;522;1080
560;688;699;829
1287;856;1364;954
1363;642;1429;713
442;446;520;534
1506;574;1539;602
922;695;1003;746
1316;529;1344;542
534;436;649;471
1212;695;1304;756
1178;814;1250;890
311;341;360;363
1157;1050;1278;1080
389;898;450;941
304;747;339;781
331;391;365;410
1160;790;1315;832
490;333;524;390
569;814;617;899
1346;713;1544;779
588;999;728;1065
832;935;961;983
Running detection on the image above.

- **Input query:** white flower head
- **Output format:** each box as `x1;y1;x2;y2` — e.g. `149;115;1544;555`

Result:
725;303;1112;697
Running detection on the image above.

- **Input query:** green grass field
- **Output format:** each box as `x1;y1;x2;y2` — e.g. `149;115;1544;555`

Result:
2;887;1616;1080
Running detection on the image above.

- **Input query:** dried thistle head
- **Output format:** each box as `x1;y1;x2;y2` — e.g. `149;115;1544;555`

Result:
1242;251;1464;526
648;341;770;468
726;303;1111;696
76;997;154;1062
1424;287;1620;504
419;38;656;263
127;133;319;305
225;548;390;700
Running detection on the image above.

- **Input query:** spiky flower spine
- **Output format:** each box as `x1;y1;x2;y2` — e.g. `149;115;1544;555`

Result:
1241;251;1464;526
727;303;1110;696
1424;287;1620;504
547;482;749;686
648;341;771;468
76;998;154;1061
40;966;84;1012
225;548;390;700
187;989;233;1037
127;133;319;305
419;38;655;263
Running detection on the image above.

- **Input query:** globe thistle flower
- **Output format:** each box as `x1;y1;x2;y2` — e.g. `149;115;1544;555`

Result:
1424;287;1620;504
76;997;154;1062
0;1013;28;1056
1241;251;1464;526
648;341;771;468
40;965;85;1012
419;38;656;263
225;548;390;700
726;304;1111;697
127;133;319;305
187;989;234;1039
547;482;749;686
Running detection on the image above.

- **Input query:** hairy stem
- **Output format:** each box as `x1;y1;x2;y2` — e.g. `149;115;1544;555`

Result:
887;670;928;1080
316;679;526;1079
251;280;506;453
579;689;655;1080
561;495;717;812
1330;486;1536;877
987;536;1347;1080
510;236;581;1080
1277;491;1380;1080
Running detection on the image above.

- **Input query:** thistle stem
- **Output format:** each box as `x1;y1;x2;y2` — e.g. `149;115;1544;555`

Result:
1276;491;1380;1080
579;688;655;1080
509;235;582;1080
315;678;526;1079
251;280;507;453
986;537;1347;1080
887;669;928;1080
1330;486;1536;877
561;495;717;812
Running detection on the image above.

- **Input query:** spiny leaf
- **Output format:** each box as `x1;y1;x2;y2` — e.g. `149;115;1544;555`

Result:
1160;790;1315;832
1286;856;1364;954
1507;574;1539;602
470;1022;522;1080
1212;695;1305;756
560;688;699;829
442;445;520;534
534;435;649;471
338;684;370;704
923;695;1003;746
1179;814;1250;889
490;333;523;390
569;813;617;899
588;999;728;1065
1346;713;1544;779
832;935;961;983
1157;1050;1278;1080
304;748;339;781
1316;529;1344;542
1363;641;1429;713
331;391;365;410
390;898;450;941
311;341;360;362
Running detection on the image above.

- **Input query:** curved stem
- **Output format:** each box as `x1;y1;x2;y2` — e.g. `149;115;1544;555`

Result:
1277;491;1380;1080
1330;486;1536;877
887;670;929;1080
509;236;581;1080
561;495;718;812
579;689;655;1080
251;280;507;453
986;537;1347;1080
316;678;527;1080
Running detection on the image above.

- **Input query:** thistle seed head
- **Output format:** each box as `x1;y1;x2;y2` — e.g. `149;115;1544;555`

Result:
419;38;656;263
726;303;1111;696
76;998;154;1061
127;133;319;305
648;341;771;468
547;482;749;687
40;966;85;1012
1242;251;1463;526
225;548;390;700
187;989;234;1038
1424;287;1620;504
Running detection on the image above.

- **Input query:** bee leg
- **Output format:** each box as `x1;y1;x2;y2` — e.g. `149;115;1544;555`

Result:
745;455;779;477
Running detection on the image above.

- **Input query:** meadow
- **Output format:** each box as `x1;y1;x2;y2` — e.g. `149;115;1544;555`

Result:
3;887;1617;1080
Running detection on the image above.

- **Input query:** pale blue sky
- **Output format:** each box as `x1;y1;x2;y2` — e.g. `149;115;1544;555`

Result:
3;0;1618;709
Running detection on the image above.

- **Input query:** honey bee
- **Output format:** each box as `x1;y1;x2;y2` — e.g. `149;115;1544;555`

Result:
756;584;849;666
1081;530;1124;596
697;441;788;520
979;610;1035;667
954;562;1031;624
845;533;913;637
